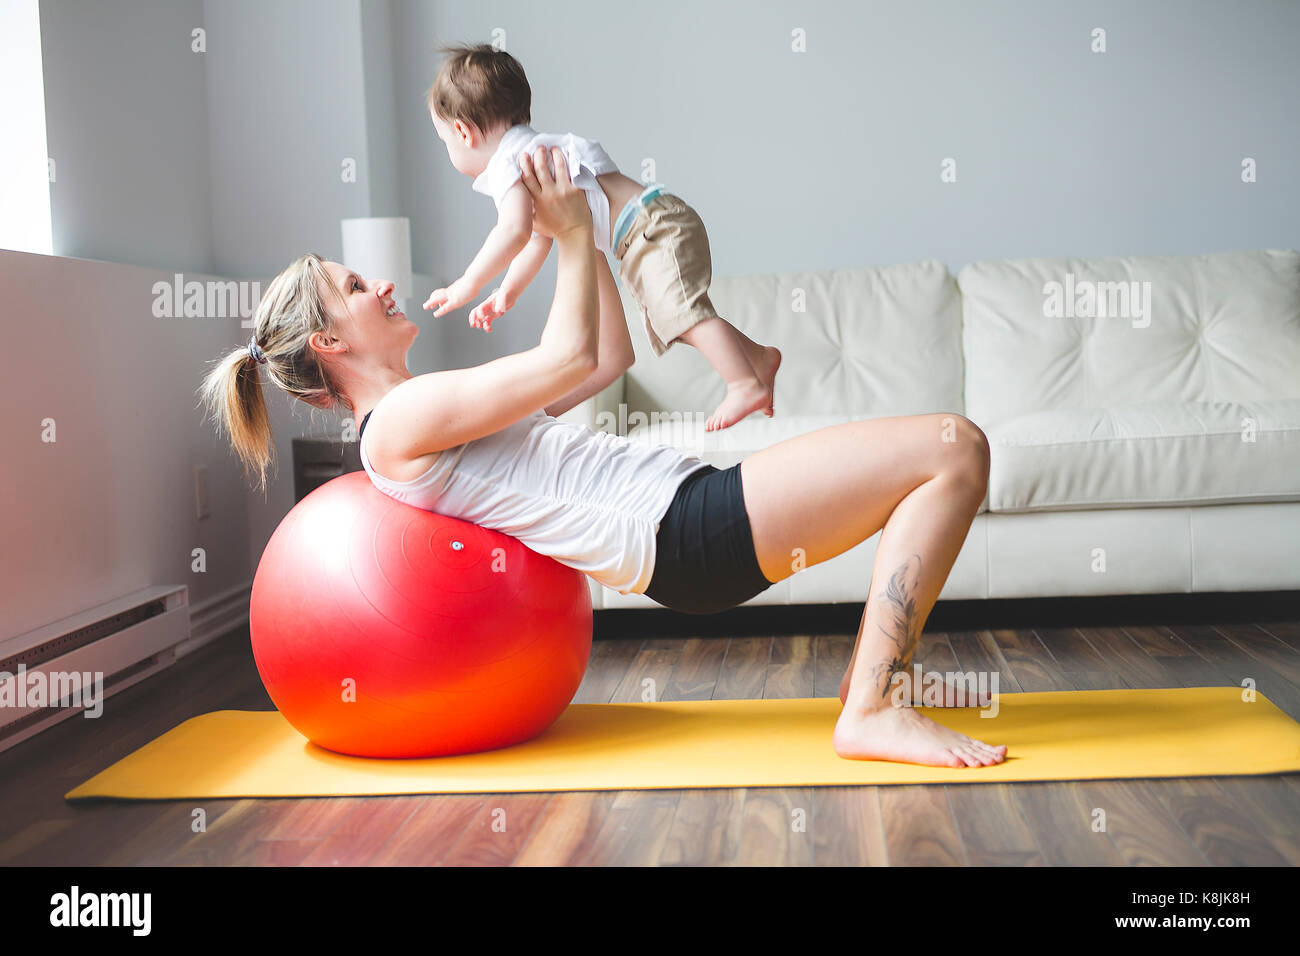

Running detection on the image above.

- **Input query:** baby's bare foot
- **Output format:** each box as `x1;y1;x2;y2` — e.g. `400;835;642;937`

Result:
832;703;1007;767
750;346;782;417
705;378;773;431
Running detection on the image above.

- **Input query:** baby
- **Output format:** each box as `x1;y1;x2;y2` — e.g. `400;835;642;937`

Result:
423;44;780;432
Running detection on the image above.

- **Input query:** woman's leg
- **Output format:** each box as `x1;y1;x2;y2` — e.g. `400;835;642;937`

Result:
739;413;1005;768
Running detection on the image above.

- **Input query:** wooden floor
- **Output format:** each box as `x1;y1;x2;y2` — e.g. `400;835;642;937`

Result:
2;615;1299;866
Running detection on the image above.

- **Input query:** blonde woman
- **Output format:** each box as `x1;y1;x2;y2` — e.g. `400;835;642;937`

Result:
200;147;1002;769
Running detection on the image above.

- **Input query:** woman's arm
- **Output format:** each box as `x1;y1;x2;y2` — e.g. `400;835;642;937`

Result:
544;253;635;417
370;147;601;460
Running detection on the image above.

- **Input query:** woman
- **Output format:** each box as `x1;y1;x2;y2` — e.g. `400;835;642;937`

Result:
200;147;1004;769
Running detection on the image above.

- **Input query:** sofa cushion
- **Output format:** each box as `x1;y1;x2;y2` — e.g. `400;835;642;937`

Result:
986;399;1300;512
617;259;964;422
960;248;1300;429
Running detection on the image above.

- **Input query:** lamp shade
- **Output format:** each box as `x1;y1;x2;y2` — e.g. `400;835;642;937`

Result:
340;217;413;300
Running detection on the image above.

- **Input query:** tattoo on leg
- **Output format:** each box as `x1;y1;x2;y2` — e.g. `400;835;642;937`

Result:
868;554;924;698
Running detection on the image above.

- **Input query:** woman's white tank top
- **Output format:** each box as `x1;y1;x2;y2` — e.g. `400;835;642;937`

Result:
357;409;710;595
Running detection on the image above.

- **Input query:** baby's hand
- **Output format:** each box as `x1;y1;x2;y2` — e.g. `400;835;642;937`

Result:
468;287;517;332
424;277;477;317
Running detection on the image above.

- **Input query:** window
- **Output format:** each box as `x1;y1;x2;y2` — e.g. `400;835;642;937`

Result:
0;0;53;256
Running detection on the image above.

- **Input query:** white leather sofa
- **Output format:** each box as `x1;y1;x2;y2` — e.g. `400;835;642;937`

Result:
559;248;1300;611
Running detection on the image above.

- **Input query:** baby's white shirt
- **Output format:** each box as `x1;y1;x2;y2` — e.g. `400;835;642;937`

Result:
472;124;621;253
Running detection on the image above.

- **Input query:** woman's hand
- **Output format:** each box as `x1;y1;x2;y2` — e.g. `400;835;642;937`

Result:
518;146;591;242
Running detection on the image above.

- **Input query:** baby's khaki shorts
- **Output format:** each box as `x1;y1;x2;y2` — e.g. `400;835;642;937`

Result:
613;193;718;357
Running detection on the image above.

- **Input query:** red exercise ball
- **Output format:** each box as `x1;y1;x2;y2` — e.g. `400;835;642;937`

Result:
249;471;593;758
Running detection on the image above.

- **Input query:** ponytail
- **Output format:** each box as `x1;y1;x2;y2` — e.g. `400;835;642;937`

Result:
197;252;348;495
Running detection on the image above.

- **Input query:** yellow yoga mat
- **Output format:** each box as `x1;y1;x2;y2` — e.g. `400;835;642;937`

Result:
65;687;1300;800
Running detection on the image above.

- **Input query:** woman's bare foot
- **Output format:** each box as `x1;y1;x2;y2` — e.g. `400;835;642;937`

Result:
832;703;1007;767
838;671;992;708
705;377;773;431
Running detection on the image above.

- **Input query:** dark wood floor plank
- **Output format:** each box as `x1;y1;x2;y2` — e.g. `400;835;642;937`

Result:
813;633;853;699
1173;623;1300;719
947;630;1024;694
1035;627;1109;671
4;799;178;867
1214;622;1300;691
728;644;819;865
662;638;728;700
658;788;745;865
1272;835;1300;864
0;819;75;866
810;788;888;866
713;637;772;700
237;839;323;866
1075;626;1173;689
171;799;295;867
3;611;1296;868
1212;776;1300;839
436;793;554;867
1255;619;1300;654
1059;671;1132;691
917;631;961;672
261;797;365;841
987;629;1065;692
1156;654;1245;691
573;638;643;703
944;785;1044;866
98;800;219;866
764;634;816;699
609;647;681;704
512;792;619;866
1123;624;1195;659
1149;778;1290;866
366;796;485;866
879;785;965;866
1011;782;1127;865
298;795;426;866
583;789;681;865
735;787;815;865
1078;780;1208;866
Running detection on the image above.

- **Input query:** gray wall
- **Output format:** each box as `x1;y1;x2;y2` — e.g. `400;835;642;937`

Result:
38;0;1300;376
0;250;257;640
8;0;1298;640
399;0;1299;367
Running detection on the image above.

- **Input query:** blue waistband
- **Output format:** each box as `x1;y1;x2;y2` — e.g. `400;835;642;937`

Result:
611;182;666;252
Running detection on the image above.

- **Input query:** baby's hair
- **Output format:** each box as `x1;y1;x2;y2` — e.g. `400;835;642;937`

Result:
426;43;531;135
426;43;527;134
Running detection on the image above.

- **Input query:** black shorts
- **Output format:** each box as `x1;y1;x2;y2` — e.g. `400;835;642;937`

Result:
643;462;775;614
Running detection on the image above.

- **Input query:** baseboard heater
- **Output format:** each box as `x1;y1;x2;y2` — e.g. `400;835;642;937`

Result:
0;585;190;755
